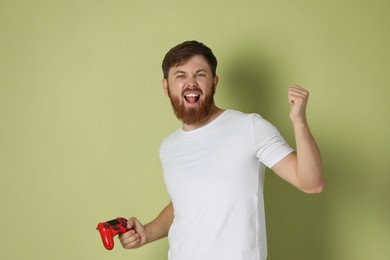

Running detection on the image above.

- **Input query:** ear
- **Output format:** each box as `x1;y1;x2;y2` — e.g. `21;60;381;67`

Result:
213;76;219;92
162;79;169;97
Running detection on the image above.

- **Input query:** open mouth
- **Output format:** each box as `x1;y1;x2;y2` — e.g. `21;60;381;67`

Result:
184;93;201;104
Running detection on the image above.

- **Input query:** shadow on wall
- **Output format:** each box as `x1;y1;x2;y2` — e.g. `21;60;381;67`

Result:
222;50;277;119
223;47;329;260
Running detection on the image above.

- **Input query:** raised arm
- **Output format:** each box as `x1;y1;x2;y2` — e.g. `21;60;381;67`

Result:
119;202;174;249
272;85;324;194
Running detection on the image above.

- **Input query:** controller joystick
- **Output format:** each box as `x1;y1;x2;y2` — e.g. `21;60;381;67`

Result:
96;217;130;250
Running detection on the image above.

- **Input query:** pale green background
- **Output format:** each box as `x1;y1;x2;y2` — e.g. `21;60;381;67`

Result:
0;0;389;259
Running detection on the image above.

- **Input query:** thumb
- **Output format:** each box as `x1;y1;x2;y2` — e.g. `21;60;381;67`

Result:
127;217;144;234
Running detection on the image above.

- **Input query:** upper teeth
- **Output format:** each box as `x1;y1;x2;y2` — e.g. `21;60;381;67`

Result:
185;93;199;97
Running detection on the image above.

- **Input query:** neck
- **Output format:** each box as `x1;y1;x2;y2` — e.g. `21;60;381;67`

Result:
182;105;224;131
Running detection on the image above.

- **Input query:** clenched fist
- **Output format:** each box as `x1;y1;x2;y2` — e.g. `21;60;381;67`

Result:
118;217;148;249
288;85;310;124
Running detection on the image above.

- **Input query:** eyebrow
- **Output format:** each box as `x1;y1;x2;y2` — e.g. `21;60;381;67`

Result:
173;70;186;75
173;69;207;75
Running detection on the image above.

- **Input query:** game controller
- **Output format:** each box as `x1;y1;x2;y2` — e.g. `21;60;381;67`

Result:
96;217;130;250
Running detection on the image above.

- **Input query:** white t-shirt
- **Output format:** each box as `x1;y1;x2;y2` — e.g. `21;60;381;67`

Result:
160;110;294;260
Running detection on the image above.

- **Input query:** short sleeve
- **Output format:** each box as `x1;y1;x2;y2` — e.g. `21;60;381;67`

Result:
251;114;294;168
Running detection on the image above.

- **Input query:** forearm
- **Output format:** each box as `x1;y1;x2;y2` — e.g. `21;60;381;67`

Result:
144;202;174;244
293;121;324;193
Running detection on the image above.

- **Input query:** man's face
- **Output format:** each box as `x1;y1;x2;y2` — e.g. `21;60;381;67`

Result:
162;55;218;125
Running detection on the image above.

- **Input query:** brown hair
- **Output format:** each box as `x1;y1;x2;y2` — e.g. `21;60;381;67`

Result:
162;40;218;79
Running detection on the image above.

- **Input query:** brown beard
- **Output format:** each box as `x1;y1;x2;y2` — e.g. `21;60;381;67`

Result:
168;85;215;125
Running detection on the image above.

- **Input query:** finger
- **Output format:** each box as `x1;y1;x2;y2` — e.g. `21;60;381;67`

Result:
119;230;138;245
288;93;305;104
121;234;141;249
121;233;139;245
289;84;305;91
288;90;309;104
126;218;136;229
288;85;309;97
128;217;145;234
118;229;136;241
289;91;307;99
127;217;142;229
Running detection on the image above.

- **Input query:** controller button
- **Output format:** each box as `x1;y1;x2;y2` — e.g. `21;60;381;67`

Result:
113;226;120;230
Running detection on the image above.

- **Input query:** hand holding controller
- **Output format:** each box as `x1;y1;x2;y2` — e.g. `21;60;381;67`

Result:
96;217;130;250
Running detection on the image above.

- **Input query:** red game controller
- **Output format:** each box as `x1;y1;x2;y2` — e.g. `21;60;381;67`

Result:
96;217;130;250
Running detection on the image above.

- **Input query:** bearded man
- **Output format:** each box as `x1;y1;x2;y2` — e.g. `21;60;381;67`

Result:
119;41;324;260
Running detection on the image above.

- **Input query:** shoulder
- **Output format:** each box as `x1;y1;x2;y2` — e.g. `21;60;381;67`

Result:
223;109;256;122
225;109;269;122
221;110;278;134
249;112;278;131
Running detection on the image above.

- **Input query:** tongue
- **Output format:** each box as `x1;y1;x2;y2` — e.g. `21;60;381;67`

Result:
186;97;198;104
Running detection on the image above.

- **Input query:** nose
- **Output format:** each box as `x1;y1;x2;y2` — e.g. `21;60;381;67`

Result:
185;75;198;87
